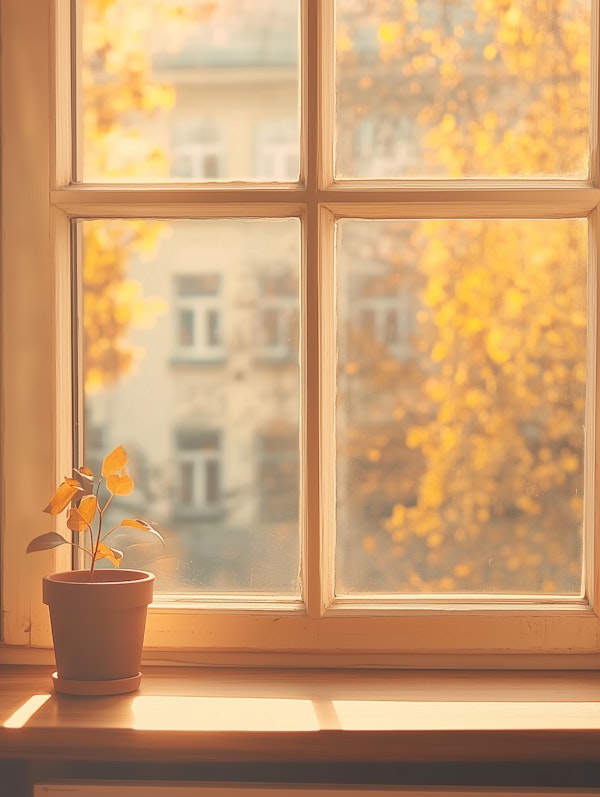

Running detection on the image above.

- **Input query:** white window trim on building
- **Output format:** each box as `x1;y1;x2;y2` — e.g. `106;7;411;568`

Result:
173;274;225;362
175;429;223;518
255;118;299;181
1;0;600;668
170;120;227;180
355;291;415;362
258;296;298;362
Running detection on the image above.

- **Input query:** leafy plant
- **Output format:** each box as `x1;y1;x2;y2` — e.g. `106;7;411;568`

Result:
27;445;164;576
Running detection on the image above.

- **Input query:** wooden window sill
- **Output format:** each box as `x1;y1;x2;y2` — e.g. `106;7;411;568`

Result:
1;665;600;763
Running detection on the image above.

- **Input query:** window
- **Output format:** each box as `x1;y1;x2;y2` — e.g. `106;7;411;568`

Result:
257;430;299;523
171;122;227;180
173;274;225;362
343;266;417;363
257;269;299;362
1;0;599;665
346;116;418;179
175;429;222;518
255;119;299;181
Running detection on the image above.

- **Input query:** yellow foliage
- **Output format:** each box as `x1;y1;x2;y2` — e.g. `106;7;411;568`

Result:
367;448;381;463
426;532;444;549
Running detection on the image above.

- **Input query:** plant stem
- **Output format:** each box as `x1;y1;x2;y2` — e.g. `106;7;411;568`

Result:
90;486;113;577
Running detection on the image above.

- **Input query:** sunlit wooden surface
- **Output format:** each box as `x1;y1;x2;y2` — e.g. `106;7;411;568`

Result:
1;666;600;762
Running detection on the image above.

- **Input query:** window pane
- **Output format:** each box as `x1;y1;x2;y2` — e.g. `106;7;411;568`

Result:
335;0;590;178
79;218;301;596
336;219;587;595
79;0;300;182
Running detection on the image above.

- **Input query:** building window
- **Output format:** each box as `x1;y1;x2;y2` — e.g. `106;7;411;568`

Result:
174;430;222;518
2;0;599;661
254;119;299;181
257;430;299;523
348;272;416;362
257;269;299;362
343;116;418;179
170;121;226;180
173;274;224;362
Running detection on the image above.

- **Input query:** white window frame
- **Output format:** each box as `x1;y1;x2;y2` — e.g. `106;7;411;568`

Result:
170;120;227;180
352;285;415;362
174;429;223;518
173;274;225;362
255;118;299;181
257;269;299;362
1;0;600;668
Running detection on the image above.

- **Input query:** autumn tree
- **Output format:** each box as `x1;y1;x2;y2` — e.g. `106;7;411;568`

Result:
81;0;217;390
337;0;589;594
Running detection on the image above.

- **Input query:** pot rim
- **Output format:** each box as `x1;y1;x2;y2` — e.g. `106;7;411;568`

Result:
42;569;155;609
43;568;155;586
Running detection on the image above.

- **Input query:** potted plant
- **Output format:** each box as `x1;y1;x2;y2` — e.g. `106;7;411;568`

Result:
27;444;164;696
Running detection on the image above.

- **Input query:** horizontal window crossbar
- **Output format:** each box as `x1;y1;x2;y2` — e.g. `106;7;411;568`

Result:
50;185;600;219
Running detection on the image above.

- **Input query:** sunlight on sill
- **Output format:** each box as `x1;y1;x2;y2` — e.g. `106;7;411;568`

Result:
127;696;600;733
331;700;600;731
3;694;52;728
130;696;320;732
6;691;600;735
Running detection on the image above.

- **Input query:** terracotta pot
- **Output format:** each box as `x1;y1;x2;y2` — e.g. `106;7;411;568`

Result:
43;569;154;696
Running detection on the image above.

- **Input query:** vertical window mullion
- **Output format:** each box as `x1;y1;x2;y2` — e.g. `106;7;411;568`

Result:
591;7;600;611
303;0;329;617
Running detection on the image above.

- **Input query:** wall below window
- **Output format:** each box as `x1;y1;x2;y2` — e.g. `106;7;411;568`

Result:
3;760;600;797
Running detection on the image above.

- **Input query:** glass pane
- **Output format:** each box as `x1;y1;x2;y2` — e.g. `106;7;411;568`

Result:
79;218;301;596
335;1;590;178
79;0;300;182
336;219;587;595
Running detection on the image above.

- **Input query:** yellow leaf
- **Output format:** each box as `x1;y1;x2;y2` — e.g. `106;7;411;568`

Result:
66;495;98;531
367;448;381;463
377;21;402;45
44;480;84;515
453;563;472;579
106;473;134;496
101;444;128;477
336;31;353;53
119;518;165;546
95;542;123;568
427;532;444;549
440;113;456;134
120;518;150;530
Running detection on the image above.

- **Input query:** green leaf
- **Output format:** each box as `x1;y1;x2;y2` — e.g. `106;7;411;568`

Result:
119;518;165;545
101;445;128;477
43;481;84;515
26;532;70;553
